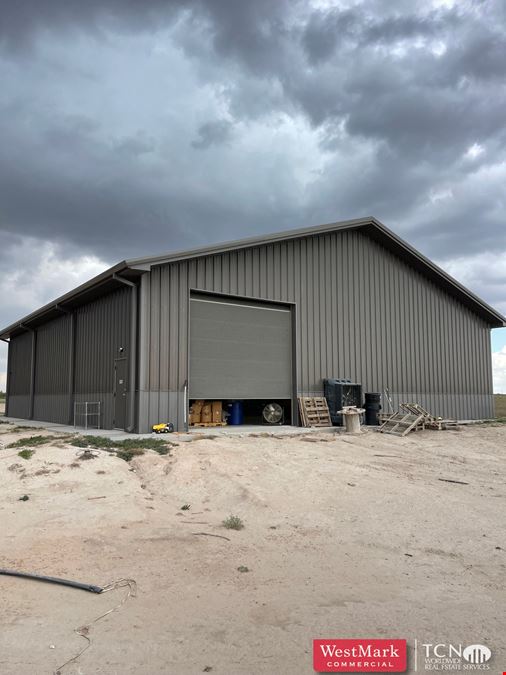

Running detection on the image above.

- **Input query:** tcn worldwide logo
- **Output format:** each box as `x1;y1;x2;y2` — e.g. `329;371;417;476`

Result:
419;642;492;671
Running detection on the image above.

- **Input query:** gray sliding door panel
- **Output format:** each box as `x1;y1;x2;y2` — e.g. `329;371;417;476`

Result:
189;296;292;399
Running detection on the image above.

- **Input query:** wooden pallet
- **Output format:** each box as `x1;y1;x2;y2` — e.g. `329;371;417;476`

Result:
190;422;227;428
378;411;424;437
298;397;332;427
400;402;457;430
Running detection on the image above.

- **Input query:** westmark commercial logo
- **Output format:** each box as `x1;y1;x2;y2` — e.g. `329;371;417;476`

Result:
313;639;407;672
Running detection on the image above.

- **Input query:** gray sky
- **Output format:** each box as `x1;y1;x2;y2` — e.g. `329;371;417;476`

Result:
1;0;505;391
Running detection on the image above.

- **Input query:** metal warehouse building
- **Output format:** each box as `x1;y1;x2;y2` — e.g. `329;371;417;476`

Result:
1;217;504;432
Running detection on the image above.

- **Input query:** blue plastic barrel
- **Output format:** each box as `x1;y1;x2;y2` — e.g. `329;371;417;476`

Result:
227;401;244;425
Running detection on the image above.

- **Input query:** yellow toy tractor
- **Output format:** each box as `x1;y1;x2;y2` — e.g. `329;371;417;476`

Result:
152;422;174;434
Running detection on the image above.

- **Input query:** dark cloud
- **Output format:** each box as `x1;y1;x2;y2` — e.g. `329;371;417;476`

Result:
0;0;505;319
0;1;181;52
192;119;234;149
303;9;359;65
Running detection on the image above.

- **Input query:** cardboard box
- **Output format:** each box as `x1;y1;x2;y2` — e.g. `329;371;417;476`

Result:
189;411;201;425
212;401;222;423
192;400;204;414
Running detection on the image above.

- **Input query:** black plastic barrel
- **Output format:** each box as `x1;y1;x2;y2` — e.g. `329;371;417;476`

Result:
364;392;381;425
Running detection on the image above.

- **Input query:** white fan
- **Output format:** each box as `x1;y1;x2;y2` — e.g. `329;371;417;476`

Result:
262;402;284;425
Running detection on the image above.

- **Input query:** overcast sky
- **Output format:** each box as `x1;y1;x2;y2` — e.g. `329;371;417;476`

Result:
0;0;505;392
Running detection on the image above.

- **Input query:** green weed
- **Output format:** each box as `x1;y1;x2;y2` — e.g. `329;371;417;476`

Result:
18;449;35;460
116;448;145;462
71;435;173;455
222;515;244;531
8;435;58;449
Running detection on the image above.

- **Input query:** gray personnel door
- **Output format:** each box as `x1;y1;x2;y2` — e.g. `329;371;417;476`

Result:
189;295;293;400
113;358;127;429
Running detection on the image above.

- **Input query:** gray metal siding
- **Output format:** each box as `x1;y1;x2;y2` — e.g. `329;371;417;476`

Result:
74;287;131;429
33;314;71;424
6;331;32;419
138;229;494;431
6;287;132;429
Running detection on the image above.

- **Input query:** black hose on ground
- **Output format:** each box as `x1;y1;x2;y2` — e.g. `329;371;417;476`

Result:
0;568;103;593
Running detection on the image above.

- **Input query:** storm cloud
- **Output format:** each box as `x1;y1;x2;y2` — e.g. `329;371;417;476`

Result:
0;0;505;390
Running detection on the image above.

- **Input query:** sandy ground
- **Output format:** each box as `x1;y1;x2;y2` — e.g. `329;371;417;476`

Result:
0;421;505;675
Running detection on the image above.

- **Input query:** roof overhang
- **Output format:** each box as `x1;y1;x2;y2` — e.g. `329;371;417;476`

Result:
1;216;504;338
126;216;505;327
0;263;144;339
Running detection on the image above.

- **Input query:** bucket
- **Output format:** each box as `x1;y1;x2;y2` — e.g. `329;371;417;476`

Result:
227;401;244;425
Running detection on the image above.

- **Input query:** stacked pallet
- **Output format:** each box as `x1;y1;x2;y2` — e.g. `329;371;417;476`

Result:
400;403;456;430
379;402;458;436
189;400;226;427
298;397;332;427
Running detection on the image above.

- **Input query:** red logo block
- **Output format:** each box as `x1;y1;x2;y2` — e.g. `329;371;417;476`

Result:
313;639;407;672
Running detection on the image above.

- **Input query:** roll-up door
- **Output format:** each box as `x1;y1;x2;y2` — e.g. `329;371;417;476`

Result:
189;295;292;399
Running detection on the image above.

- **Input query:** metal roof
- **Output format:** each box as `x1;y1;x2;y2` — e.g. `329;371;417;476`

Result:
1;216;504;338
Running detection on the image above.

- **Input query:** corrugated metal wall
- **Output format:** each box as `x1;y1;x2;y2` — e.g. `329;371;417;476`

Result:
6;330;32;418
138;228;494;431
74;287;131;429
33;314;71;423
6;287;131;429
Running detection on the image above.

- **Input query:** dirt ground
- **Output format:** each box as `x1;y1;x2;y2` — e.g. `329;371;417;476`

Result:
0;421;505;675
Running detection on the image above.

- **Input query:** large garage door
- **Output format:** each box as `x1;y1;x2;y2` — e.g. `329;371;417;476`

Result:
190;295;292;399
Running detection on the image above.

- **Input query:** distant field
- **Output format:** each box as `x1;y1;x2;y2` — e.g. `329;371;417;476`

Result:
0;392;504;416
495;394;506;418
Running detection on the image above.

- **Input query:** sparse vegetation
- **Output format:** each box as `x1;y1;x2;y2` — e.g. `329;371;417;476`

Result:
70;435;116;449
71;435;173;454
181;504;191;510
237;565;250;573
477;395;506;426
116;448;145;462
154;445;171;455
76;448;98;460
8;435;58;449
17;449;35;460
222;515;244;530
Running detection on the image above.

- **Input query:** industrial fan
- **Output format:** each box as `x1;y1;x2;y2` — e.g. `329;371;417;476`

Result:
262;402;284;425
